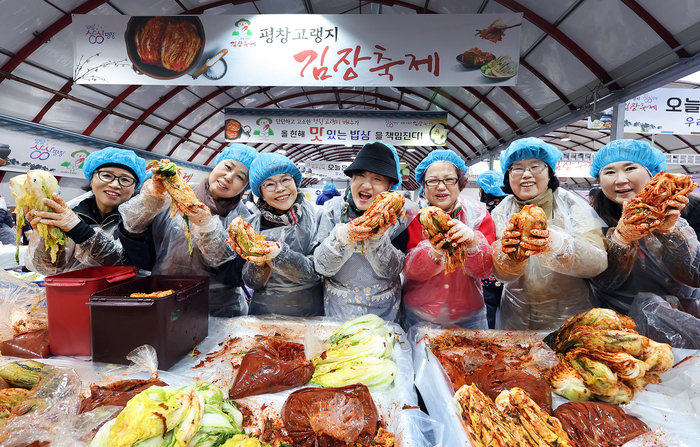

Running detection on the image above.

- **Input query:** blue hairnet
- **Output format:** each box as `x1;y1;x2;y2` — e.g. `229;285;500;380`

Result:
590;139;667;178
415;150;466;197
214;144;258;170
249;153;302;196
83;147;148;187
323;183;337;191
387;142;402;191
500;137;562;174
477;170;506;196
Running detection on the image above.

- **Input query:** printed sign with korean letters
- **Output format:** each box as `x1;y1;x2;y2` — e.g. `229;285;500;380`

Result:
225;110;448;145
73;14;522;87
302;160;352;179
588;88;700;134
0;128;208;184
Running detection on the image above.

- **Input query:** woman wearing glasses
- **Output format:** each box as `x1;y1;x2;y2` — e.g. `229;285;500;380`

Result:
402;150;495;329
314;141;418;322
25;147;147;275
119;144;258;317
491;138;608;330
241;153;333;316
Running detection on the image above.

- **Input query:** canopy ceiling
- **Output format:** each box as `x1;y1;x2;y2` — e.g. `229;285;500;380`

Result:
2;0;700;190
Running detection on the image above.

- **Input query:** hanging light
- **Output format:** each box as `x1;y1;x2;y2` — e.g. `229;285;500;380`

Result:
277;149;288;155
406;148;417;152
561;134;571;142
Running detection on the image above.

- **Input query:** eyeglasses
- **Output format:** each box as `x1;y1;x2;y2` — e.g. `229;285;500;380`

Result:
95;170;137;187
425;178;458;187
261;176;295;192
509;164;547;177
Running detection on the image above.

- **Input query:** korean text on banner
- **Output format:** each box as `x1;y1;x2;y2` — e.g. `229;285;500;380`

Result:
73;13;523;87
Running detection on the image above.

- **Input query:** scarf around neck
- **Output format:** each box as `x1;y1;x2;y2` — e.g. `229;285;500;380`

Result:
514;188;554;220
340;188;364;224
194;179;242;217
256;193;304;226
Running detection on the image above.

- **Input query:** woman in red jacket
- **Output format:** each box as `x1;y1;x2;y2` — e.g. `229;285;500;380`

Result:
403;150;495;329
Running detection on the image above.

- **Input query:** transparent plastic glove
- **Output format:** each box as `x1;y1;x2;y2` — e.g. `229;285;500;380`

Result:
520;227;550;257
314;223;356;276
429;244;446;263
28;193;80;232
24;229;74;276
499;220;522;258
655;195;689;234
446;219;476;247
334;222;353;247
190;217;234;268
178;202;211;227
365;229;405;278
247;241;281;266
616;200;660;244
492;239;528;281
142;176;168;200
120;180;172;235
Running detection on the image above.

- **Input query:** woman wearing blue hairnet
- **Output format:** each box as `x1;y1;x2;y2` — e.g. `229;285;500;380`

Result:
402;150;494;329
239;153;333;316
477;170;508;328
491;137;608;330
119;144;258;317
588;139;700;315
24;147;147;275
314;141;418;322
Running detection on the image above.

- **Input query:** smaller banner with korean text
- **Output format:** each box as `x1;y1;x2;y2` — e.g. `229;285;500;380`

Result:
225;109;449;146
301;160;352;179
588;88;700;134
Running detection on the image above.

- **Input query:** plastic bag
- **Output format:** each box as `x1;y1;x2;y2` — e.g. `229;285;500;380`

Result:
0;366;82;447
228;337;314;399
553;401;650;446
281;384;378;446
395;408;444;447
0;330;51;358
629;293;700;349
0;274;47;338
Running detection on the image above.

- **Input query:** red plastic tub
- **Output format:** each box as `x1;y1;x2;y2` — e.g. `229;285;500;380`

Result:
44;266;137;356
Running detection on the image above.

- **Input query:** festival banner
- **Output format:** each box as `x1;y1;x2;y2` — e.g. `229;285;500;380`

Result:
0;128;209;184
588;88;700;134
73;13;522;87
225;109;448;146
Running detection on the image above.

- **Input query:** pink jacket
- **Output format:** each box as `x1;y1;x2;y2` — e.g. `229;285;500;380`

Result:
403;197;495;322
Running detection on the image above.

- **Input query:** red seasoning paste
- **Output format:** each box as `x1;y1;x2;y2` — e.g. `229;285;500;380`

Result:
465;363;552;414
228;337;314;399
0;330;51;359
80;378;168;413
281;384;378;447
553;401;649;447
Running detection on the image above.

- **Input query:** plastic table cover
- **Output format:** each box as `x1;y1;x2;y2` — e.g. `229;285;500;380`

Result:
0;348;194;447
169;315;443;447
409;324;700;447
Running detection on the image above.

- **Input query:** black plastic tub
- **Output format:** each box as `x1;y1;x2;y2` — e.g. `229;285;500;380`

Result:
88;275;209;370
